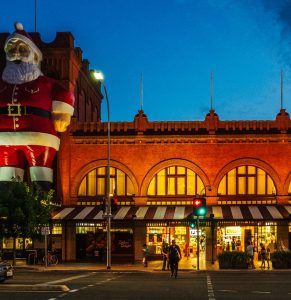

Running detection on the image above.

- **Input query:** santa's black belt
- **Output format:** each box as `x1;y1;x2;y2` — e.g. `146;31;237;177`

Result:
0;104;51;119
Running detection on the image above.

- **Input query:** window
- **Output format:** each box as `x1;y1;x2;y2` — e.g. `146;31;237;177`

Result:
147;166;204;196
218;166;276;196
78;167;134;196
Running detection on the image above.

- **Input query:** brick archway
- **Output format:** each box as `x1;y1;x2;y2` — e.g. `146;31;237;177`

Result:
140;158;210;197
71;159;139;197
213;157;282;195
284;172;291;195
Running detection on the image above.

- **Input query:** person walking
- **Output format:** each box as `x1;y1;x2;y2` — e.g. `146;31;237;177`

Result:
260;243;267;269
161;240;169;271
246;241;255;269
167;240;182;278
266;246;271;269
142;244;149;267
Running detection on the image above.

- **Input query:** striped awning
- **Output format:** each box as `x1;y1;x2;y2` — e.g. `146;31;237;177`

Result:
51;205;291;221
211;205;291;220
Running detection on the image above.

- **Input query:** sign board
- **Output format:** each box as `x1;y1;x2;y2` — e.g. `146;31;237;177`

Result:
41;227;50;235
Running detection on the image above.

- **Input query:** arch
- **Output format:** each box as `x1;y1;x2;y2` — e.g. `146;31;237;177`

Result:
284;172;291;195
213;158;282;195
71;159;139;198
140;158;210;197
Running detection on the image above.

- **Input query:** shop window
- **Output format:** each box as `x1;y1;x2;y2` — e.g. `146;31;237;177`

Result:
218;165;276;196
52;224;62;235
78;167;134;197
147;166;204;196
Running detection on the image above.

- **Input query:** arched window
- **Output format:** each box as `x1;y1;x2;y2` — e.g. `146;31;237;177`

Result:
78;167;134;196
218;166;276;195
147;166;204;196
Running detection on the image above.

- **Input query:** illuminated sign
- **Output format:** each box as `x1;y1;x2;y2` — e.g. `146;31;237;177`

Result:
225;226;241;236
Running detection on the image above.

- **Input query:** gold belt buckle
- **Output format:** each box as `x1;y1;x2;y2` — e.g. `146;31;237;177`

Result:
7;103;21;116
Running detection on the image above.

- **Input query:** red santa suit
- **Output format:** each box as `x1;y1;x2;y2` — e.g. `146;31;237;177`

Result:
0;22;74;186
0;76;74;183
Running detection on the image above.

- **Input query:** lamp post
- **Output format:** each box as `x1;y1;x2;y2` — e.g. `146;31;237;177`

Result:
195;185;211;270
92;70;111;270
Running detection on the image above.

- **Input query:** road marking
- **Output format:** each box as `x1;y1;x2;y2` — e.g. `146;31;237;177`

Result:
252;291;271;294
42;273;92;285
69;289;78;293
206;275;216;300
217;290;237;293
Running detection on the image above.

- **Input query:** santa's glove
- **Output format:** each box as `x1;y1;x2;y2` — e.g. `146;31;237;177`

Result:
52;112;72;132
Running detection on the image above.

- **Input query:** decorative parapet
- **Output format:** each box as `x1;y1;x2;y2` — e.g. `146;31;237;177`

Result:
71;109;291;137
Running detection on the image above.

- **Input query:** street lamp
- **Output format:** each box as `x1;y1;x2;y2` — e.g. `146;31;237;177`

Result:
92;70;111;270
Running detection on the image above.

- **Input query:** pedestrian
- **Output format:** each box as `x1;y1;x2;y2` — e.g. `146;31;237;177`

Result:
226;242;230;252
231;237;236;251
142;244;149;267
161;240;169;271
246;241;255;269
266;246;271;269
260;243;267;269
167;240;182;278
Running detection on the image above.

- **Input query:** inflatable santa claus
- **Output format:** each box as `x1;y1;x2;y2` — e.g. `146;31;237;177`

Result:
0;22;75;190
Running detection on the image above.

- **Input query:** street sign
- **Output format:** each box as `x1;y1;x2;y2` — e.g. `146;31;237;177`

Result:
41;227;50;235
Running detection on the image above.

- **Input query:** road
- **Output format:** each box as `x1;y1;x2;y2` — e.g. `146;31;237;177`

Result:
1;269;291;299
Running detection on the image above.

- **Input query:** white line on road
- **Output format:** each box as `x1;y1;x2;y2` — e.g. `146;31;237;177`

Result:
252;291;271;294
217;290;237;293
206;274;216;300
42;273;93;285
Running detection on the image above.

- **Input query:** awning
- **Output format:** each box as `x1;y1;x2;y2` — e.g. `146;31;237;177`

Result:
51;205;291;221
52;206;193;221
211;205;291;220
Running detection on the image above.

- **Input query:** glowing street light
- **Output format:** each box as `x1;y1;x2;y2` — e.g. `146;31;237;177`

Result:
91;70;111;270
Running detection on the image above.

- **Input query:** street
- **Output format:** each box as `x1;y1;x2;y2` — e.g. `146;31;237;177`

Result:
1;269;291;300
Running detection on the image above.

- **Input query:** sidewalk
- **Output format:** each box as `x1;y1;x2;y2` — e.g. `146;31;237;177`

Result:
13;257;275;272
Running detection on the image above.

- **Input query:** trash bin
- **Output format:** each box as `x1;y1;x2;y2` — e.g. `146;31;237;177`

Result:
27;251;37;265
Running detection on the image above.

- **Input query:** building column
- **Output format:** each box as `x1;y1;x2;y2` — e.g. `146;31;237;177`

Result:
205;224;217;262
277;223;289;250
62;221;76;261
134;225;146;262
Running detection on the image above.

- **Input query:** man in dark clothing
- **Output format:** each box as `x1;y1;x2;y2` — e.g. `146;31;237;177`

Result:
167;240;182;278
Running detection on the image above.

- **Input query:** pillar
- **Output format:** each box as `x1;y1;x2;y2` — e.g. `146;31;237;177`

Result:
62;221;76;261
134;225;147;262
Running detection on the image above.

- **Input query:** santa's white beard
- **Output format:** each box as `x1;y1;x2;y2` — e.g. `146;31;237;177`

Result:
2;61;43;84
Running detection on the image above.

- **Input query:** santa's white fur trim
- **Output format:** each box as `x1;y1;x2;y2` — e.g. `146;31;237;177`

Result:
29;166;53;182
0;167;24;181
0;132;60;150
14;22;24;31
52;101;74;115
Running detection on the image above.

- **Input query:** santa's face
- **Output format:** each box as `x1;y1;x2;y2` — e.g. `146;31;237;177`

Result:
5;38;32;63
2;38;42;84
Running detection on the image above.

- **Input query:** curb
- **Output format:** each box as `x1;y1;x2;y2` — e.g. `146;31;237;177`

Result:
0;284;70;291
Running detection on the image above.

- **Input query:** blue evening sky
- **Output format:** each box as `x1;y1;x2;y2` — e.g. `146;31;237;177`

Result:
1;0;291;121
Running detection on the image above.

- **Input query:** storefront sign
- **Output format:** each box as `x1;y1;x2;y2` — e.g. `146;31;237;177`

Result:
225;226;241;236
190;229;202;236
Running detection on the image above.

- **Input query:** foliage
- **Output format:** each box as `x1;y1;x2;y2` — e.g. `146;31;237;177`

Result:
271;251;291;269
218;251;248;269
0;179;54;240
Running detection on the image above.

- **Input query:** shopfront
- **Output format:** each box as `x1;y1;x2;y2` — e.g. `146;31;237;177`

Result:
216;223;277;255
146;223;206;261
75;222;134;262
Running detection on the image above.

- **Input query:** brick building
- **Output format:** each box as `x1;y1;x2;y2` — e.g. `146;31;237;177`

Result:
0;30;291;266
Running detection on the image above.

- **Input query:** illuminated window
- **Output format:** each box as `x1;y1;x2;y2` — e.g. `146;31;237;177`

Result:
78;167;134;196
147;166;204;196
289;183;291;195
218;165;276;195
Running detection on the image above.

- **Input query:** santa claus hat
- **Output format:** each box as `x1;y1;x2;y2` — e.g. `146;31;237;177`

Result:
4;22;43;61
